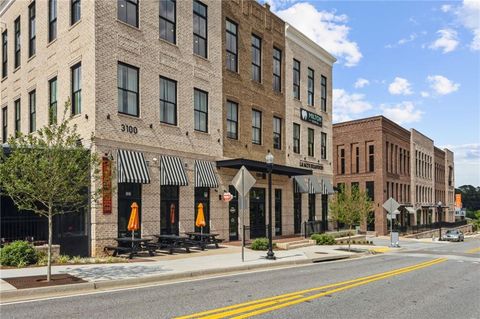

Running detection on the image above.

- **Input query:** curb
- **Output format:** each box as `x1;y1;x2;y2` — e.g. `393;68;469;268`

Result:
0;253;363;303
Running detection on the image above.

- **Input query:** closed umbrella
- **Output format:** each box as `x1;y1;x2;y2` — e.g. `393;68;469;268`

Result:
170;203;176;224
196;203;206;234
127;202;140;244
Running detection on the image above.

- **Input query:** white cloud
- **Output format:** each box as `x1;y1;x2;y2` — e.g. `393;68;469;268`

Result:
429;29;459;53
275;3;362;67
386;33;418;48
441;4;452;13
354;78;370;88
420;91;430;98
388;77;413;95
441;143;480;186
427;75;460;95
332;89;373;123
381;101;423;124
455;0;480;50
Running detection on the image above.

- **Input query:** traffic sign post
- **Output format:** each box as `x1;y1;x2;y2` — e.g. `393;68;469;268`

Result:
383;197;400;247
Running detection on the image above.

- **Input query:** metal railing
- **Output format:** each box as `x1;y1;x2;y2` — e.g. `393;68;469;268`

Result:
396;220;467;234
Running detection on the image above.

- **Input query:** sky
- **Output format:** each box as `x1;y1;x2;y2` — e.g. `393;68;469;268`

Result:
265;0;480;187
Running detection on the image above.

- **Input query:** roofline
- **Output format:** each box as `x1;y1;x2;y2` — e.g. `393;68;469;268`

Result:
410;128;434;143
333;115;411;135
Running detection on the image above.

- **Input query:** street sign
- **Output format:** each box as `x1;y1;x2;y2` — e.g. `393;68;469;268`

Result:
232;166;256;196
383;197;401;248
223;192;233;202
383;197;400;213
386;213;396;220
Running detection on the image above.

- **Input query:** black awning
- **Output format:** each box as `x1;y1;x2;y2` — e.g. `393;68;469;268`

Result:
216;158;312;177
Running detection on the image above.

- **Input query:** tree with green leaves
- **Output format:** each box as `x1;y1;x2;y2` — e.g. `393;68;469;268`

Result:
329;185;374;251
0;102;101;281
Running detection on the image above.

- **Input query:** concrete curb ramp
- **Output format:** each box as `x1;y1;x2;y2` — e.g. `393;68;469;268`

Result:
0;253;363;303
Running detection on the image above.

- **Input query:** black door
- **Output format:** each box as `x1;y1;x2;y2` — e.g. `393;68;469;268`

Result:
275;189;282;236
229;186;239;241
294;192;302;234
308;194;316;221
194;187;210;233
161;186;179;235
249;188;266;239
321;194;328;232
118;183;142;238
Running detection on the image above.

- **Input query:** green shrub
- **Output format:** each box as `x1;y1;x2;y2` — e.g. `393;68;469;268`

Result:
0;241;39;267
311;233;336;245
250;238;269;250
56;255;71;264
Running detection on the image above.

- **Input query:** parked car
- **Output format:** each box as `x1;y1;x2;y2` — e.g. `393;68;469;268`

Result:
442;230;464;242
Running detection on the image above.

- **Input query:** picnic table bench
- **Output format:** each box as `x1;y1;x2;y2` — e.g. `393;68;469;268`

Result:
149;235;194;254
185;232;223;249
104;238;154;259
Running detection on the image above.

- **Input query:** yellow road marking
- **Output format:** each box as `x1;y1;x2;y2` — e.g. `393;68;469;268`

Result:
370;247;392;253
175;258;446;319
465;247;480;254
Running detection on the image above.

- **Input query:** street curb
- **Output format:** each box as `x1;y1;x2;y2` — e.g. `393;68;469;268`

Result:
0;253;364;303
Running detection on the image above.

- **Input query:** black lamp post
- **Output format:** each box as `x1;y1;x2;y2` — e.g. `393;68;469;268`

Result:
266;150;276;260
437;201;443;240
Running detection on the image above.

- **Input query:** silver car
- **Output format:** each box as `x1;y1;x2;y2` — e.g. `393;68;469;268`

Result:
443;230;464;242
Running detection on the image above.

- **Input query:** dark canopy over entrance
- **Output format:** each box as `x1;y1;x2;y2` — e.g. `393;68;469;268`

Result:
216;158;312;177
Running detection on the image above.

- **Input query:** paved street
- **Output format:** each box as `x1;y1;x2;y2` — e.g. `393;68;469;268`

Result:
1;239;479;319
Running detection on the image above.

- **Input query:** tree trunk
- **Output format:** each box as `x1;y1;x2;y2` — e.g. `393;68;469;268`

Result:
47;208;52;282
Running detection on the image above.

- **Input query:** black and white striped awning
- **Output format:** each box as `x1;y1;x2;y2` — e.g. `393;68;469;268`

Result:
195;160;219;188
117;149;151;184
160;156;189;186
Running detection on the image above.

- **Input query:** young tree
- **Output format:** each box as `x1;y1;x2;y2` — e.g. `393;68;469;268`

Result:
329;185;373;251
0;102;101;281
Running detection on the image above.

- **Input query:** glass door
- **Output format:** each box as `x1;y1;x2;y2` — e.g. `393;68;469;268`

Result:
275;189;282;236
118;183;142;238
249;188;266;239
194;187;210;233
160;186;179;235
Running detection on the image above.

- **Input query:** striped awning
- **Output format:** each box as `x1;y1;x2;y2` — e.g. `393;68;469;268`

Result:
117;149;151;184
293;175;310;193
195;160;219;188
321;179;335;195
160;156;189;186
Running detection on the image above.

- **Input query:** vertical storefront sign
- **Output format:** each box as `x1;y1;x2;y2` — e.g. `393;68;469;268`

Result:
102;157;112;214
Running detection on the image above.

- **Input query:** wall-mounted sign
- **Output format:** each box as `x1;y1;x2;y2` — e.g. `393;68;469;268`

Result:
300;108;322;127
121;124;138;134
102;157;112;214
223;192;233;202
299;160;323;170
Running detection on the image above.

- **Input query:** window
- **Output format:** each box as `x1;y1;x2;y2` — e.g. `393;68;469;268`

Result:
293;59;300;99
159;0;175;43
49;0;57;42
351;182;359;191
29;2;36;57
307;128;314;157
160;76;177;125
273;116;281;150
71;63;82;115
193;1;207;58
321;75;327;112
14;17;20;69
194;89;208;132
321;132;327;160
226;100;238;139
273;47;281;92
14;99;20;135
355;146;360;173
2;107;6;143
340;148;345;174
368;144;374;172
307;68;314;106
225;19;237;72
366;181;374;201
118;0;138;27
251;34;261;82
1;31;6;78
117;63;139;117
293;123;300;154
71;0;81;25
252;109;261;145
49;77;57;124
29;90;36;133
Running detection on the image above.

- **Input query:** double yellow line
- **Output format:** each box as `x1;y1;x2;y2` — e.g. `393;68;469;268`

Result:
465;247;480;254
175;258;447;319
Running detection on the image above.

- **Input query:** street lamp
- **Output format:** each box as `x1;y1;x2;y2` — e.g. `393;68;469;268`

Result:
265;150;276;260
437;201;443;240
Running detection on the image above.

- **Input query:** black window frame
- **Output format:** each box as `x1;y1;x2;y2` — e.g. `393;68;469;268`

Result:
355;146;359;173
226;100;238;140
251;109;262;145
71;0;81;25
117;62;139;117
48;0;57;42
1;30;7;78
160;76;177;125
193;0;207;58
293;123;300;154
159;0;176;44
14;98;20;135
321;132;327;160
307;68;314;106
118;0;138;28
273;47;281;92
225;18;238;72
293;59;300;100
194;88;208;132
369;144;375;172
2;106;7;143
273;116;281;150
321;75;327;112
49;77;57;124
29;2;36;58
71;62;82;115
29;90;36;133
340;148;345;175
251;34;261;82
14;16;20;69
307;128;314;157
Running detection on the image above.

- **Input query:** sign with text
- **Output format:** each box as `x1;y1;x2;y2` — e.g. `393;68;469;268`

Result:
102;157;112;214
300;108;323;127
299;160;323;170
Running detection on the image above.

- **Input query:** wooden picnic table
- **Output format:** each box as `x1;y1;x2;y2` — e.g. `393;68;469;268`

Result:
184;232;223;249
151;234;194;254
104;238;154;259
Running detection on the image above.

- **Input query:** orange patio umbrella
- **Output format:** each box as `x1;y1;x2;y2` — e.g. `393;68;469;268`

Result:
195;203;206;234
170;203;176;224
127;202;140;241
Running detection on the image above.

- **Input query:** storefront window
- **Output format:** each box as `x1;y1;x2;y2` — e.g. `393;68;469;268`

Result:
118;183;141;238
161;186;179;235
194;187;210;233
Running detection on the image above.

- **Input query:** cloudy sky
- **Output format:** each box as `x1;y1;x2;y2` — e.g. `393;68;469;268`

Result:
265;0;480;187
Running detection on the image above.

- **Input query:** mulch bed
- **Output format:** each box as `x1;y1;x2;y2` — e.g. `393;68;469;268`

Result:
3;274;86;289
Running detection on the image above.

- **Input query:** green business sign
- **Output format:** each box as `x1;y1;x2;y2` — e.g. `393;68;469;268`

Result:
300;108;322;127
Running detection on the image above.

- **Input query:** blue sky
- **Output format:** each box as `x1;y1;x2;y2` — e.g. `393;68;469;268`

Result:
266;0;480;186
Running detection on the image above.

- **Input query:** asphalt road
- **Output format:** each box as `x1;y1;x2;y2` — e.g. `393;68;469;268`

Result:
1;239;479;319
